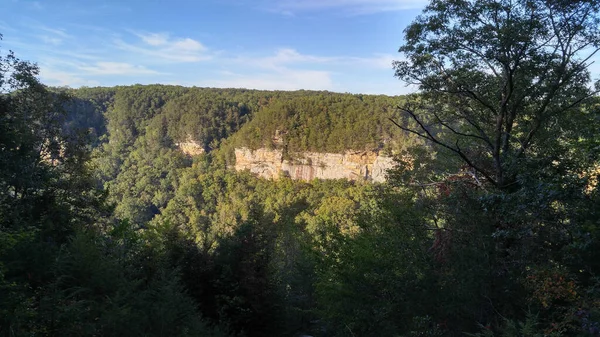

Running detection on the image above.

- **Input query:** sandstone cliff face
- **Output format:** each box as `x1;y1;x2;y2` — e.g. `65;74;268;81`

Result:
234;147;394;182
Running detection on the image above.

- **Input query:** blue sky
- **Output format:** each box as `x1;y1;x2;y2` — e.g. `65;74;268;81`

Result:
0;0;427;94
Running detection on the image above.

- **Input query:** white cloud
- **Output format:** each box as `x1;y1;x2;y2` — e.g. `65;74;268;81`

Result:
232;48;332;71
139;32;169;46
203;68;334;91
38;35;62;45
78;62;161;76
6;20;405;93
120;32;209;63
202;48;405;92
171;38;204;51
39;68;99;87
267;48;332;64
233;48;397;71
32;26;73;46
359;54;396;69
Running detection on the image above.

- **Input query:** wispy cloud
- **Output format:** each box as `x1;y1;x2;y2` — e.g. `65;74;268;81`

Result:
233;48;396;71
207;48;398;92
0;20;16;33
25;1;44;11
266;0;427;15
233;48;332;70
40;68;100;87
116;32;210;63
39;26;71;39
33;26;72;46
201;68;334;91
38;35;63;46
78;62;161;76
343;54;396;69
139;32;169;46
8;26;166;85
3;20;405;93
1;0;416;93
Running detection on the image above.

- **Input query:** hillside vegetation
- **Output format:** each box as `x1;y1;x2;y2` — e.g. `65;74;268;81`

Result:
65;85;409;153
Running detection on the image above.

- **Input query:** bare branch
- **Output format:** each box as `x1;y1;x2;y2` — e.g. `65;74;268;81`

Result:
390;107;498;186
429;108;494;149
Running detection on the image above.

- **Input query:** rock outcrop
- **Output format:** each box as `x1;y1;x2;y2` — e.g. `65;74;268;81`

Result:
234;147;394;182
176;139;205;156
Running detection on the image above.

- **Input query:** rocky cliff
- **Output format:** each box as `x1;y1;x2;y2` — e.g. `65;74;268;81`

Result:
234;147;394;182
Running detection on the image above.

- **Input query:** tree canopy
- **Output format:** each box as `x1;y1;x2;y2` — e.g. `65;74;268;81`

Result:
394;0;600;189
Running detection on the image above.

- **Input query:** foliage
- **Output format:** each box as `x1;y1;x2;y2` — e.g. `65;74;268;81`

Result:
229;93;408;154
0;39;229;336
393;0;600;189
389;1;600;335
313;187;435;336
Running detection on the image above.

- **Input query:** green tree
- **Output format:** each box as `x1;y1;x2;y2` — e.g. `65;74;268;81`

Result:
391;1;600;334
313;187;434;337
0;35;106;335
393;0;600;189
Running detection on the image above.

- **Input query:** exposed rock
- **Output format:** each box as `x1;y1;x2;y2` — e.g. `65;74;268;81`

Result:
371;155;395;183
234;147;395;182
176;138;205;156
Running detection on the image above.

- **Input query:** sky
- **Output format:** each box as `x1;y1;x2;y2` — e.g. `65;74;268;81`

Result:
0;0;428;95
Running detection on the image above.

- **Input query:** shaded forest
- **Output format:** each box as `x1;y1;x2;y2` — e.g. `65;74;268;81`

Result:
2;0;600;336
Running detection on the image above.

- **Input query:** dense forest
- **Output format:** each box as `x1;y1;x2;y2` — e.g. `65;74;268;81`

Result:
2;0;600;336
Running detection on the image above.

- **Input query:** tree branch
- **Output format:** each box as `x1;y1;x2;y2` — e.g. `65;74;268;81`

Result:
389;107;498;186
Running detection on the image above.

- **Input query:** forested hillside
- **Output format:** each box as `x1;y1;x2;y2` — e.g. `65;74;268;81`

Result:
2;0;600;336
56;85;410;223
63;85;409;154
